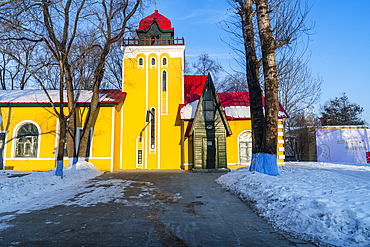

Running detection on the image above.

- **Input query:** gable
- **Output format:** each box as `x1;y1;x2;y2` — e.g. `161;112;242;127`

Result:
188;75;232;137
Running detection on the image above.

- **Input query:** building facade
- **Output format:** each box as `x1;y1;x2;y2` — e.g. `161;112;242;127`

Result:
0;10;288;172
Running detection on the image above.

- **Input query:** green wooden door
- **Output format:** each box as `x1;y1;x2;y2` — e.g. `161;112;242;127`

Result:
203;137;217;169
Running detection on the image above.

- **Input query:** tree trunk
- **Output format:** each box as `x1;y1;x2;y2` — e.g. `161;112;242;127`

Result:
238;0;265;154
55;114;66;178
255;0;279;155
77;47;109;159
64;63;77;166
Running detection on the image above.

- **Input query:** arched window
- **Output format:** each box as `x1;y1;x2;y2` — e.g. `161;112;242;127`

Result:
15;123;39;158
162;57;167;66
150;108;156;151
138;58;144;66
151;58;156;66
162;70;167;92
238;131;252;163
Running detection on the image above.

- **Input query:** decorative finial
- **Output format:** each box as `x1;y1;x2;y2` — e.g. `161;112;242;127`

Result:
155;0;157;10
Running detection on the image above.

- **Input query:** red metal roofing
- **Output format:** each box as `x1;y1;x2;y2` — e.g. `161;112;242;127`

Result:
138;10;174;31
184;75;207;100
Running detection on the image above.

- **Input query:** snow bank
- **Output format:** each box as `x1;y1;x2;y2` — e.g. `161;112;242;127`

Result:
0;161;103;209
217;162;370;247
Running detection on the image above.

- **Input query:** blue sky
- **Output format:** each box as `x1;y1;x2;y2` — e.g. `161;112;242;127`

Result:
144;0;370;124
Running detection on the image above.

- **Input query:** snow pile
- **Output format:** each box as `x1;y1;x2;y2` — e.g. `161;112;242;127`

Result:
0;161;103;208
217;162;370;247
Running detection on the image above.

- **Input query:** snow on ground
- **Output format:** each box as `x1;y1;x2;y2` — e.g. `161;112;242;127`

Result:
0;162;181;233
217;162;370;247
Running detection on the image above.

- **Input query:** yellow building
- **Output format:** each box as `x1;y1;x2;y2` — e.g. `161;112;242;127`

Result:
0;10;287;172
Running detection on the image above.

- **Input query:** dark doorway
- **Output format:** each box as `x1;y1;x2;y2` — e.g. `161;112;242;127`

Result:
203;137;217;169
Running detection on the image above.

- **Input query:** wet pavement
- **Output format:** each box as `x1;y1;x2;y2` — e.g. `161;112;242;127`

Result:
0;170;315;246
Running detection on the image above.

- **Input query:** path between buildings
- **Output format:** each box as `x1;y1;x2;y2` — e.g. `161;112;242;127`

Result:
0;170;315;246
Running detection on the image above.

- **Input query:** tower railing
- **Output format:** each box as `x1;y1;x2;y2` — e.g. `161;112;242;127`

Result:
122;37;185;46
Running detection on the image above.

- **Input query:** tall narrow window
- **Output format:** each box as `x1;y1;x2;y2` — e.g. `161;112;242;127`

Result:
162;57;167;66
150;108;155;151
151;58;156;66
15;123;39;158
161;70;168;115
162;70;167;92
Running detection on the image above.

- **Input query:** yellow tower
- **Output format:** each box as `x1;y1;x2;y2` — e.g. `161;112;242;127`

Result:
120;10;185;169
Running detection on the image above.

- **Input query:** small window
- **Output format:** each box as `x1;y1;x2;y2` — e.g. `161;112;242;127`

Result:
15;123;39;158
162;57;167;66
139;58;144;66
162;70;167;92
151;58;156;66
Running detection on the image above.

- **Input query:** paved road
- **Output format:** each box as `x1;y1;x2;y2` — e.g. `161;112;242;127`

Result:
0;170;315;246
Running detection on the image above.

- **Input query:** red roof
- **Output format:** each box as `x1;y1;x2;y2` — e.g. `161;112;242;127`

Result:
181;75;289;120
138;10;174;31
184;75;207;103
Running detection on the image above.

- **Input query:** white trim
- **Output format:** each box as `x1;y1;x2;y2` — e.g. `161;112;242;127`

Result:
121;46;125;92
6;157;57;161
12;120;41;159
88;157;111;160
120;103;123;169
111;107;115;172
136;136;144;169
227;163;249;166
161;69;168;116
76;127;93;157
0;131;8;169
237;130;252;164
182;49;185;104
183;163;193;167
278;124;283;129
279;155;285;159
278;147;285;152
277;162;285;165
278;139;284;144
278;132;283;136
122;46;185;59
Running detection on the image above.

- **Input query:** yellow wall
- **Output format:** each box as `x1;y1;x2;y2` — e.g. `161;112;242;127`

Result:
1;105;115;172
226;119;285;169
121;47;184;170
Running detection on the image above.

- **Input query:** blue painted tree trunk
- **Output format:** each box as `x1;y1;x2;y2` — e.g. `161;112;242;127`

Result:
55;160;64;178
249;153;279;176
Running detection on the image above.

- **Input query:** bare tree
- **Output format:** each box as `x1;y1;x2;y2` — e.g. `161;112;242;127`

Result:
232;0;311;175
1;0;144;177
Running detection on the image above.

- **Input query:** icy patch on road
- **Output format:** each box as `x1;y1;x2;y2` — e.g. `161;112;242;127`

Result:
217;162;370;247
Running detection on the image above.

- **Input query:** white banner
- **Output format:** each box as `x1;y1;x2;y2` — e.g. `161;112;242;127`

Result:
315;129;370;164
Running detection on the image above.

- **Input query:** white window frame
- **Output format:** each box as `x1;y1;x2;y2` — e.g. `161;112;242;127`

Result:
149;107;156;153
11;120;41;159
150;57;157;68
138;57;144;69
162;57;168;68
76;127;93;158
238;130;252;164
